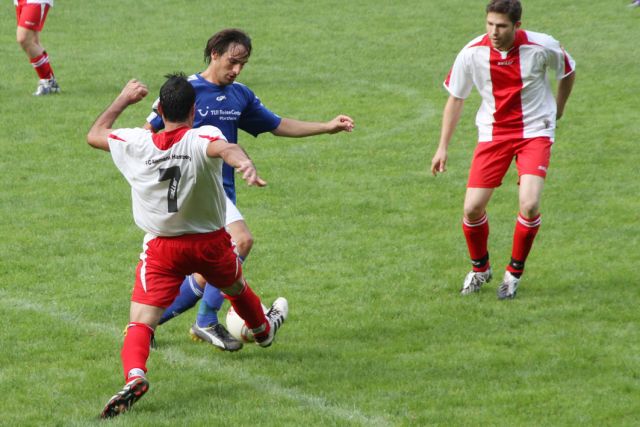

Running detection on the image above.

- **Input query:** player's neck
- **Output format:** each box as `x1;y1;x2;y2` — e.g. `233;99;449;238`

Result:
164;121;191;132
200;68;223;86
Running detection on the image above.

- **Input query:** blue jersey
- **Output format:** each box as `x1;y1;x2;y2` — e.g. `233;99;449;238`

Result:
148;73;281;203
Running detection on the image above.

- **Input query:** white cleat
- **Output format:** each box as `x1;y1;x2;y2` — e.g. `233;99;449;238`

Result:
33;78;60;96
254;297;288;348
460;268;492;295
497;271;521;300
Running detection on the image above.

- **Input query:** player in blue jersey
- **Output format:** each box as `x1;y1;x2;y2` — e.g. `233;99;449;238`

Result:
145;28;354;351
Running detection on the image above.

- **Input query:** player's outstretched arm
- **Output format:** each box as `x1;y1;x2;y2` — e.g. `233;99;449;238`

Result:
556;71;575;121
206;141;267;187
431;96;464;176
271;115;355;137
87;79;149;151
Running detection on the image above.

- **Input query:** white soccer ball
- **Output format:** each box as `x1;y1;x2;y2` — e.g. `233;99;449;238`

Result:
226;304;268;343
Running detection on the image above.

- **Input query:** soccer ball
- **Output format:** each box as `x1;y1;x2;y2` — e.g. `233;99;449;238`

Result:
225;304;268;343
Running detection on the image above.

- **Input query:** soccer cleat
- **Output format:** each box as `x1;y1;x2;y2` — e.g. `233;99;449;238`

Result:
100;377;149;419
628;0;640;7
33;78;60;96
497;271;521;300
460;268;492;295
254;297;288;348
189;323;243;351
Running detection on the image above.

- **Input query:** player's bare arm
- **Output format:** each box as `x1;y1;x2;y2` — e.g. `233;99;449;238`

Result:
206;141;267;187
271;115;354;137
556;71;575;120
87;79;149;151
431;96;465;176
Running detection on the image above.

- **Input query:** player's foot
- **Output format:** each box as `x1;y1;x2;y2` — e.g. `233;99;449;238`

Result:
497;271;521;300
460;268;492;295
100;377;149;419
628;1;640;8
254;297;288;348
189;323;243;351
33;78;60;96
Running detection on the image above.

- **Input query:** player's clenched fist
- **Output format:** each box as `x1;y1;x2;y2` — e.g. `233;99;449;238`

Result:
118;79;149;105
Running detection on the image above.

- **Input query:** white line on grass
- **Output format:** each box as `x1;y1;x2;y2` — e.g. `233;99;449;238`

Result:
0;292;391;426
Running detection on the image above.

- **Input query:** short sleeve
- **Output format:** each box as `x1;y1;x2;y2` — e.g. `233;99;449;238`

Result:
443;49;473;99
238;89;282;137
546;37;575;80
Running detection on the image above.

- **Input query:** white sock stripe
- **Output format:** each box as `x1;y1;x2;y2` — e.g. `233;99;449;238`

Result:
517;215;541;228
463;214;488;228
31;55;49;68
188;275;204;297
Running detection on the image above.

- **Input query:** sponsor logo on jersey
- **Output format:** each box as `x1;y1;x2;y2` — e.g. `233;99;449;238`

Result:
216;95;226;101
497;60;514;66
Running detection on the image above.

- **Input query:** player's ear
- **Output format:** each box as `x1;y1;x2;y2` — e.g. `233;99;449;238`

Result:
157;103;164;117
515;21;522;29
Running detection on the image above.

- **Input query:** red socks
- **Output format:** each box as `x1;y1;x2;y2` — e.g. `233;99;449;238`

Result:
121;322;154;382
507;213;541;275
30;51;54;80
462;213;490;272
224;282;269;336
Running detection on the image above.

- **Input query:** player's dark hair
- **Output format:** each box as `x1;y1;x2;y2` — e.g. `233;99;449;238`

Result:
486;0;522;23
204;28;252;64
159;73;196;122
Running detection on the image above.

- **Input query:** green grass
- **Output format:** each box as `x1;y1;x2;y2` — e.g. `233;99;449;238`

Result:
1;0;639;425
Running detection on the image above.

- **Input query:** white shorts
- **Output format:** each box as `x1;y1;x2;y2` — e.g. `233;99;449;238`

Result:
225;196;244;226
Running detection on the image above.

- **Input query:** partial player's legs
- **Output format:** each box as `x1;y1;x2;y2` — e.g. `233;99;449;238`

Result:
460;187;495;294
101;302;164;419
188;217;254;350
15;2;59;95
498;174;544;299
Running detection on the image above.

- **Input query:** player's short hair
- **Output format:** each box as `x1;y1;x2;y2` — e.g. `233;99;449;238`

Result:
204;28;252;64
486;0;522;23
159;73;196;122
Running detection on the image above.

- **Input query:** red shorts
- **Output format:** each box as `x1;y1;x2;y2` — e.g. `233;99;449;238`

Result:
132;229;242;308
15;1;50;32
467;137;552;188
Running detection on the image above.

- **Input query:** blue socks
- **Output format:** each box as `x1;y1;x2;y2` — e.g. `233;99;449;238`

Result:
158;275;204;325
196;286;226;327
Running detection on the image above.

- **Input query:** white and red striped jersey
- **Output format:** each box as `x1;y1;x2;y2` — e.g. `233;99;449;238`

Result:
444;29;575;142
14;0;54;6
108;125;228;237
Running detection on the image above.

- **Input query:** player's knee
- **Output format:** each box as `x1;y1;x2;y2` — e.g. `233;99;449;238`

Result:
16;32;29;49
234;233;254;258
192;273;207;288
519;200;540;219
463;205;485;221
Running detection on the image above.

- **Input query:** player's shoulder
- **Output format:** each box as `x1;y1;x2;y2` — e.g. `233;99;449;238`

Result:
462;34;490;50
190;125;226;141
521;30;560;48
110;127;151;142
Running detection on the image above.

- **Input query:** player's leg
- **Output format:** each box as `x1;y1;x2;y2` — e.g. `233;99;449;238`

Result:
460;140;512;294
15;3;58;95
460;187;495;294
101;237;183;418
198;229;287;348
498;137;551;299
189;200;252;349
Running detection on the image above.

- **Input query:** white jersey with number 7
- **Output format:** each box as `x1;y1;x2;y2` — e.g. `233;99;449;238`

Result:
107;125;227;237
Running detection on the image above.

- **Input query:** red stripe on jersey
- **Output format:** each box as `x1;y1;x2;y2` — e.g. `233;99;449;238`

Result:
151;126;190;150
199;135;221;143
109;133;126;142
562;48;573;75
489;38;524;140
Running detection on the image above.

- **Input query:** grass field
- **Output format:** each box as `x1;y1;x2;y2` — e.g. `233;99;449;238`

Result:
1;0;639;425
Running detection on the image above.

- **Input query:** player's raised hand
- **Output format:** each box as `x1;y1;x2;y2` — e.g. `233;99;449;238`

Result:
327;114;355;133
118;79;149;105
431;147;448;176
236;160;267;187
